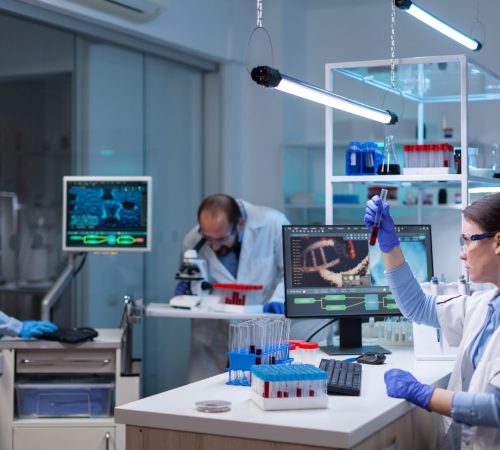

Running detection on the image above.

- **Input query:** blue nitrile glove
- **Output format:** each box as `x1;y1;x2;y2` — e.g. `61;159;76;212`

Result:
263;302;284;314
19;320;58;338
384;368;434;411
364;195;400;253
175;280;190;296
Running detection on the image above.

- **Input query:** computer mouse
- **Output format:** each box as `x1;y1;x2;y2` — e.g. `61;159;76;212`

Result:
356;352;386;365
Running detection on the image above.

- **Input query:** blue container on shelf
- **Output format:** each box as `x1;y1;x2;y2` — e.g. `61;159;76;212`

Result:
361;142;376;175
226;343;292;386
345;141;362;175
374;143;385;173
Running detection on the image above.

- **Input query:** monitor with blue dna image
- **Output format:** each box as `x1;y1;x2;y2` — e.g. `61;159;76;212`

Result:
62;176;152;252
282;224;433;354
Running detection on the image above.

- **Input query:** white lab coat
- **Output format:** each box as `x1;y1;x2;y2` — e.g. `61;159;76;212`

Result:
437;287;500;450
183;200;289;382
183;200;289;304
0;310;22;337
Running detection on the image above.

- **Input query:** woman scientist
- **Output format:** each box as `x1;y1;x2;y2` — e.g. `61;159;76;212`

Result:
365;192;500;449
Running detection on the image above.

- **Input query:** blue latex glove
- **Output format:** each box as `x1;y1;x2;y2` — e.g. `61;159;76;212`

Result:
263;302;284;314
19;320;58;338
384;368;434;411
175;280;190;296
364;195;400;253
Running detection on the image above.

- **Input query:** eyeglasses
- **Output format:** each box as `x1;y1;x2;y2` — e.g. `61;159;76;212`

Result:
459;232;496;253
199;223;238;245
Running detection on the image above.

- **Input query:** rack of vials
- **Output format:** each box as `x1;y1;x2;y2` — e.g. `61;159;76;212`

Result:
250;364;328;410
227;317;292;386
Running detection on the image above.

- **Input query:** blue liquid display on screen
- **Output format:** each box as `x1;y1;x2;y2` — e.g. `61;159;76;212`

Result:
65;181;148;250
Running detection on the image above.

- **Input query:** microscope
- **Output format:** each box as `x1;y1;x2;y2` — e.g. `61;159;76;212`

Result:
169;249;213;309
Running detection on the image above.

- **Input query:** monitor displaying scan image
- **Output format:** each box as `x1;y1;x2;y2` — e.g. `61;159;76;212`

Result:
62;176;152;252
282;224;433;354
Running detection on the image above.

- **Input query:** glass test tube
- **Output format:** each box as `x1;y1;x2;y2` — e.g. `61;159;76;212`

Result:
369;188;388;246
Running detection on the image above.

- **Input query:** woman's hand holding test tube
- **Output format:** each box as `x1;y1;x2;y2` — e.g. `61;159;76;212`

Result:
364;192;400;253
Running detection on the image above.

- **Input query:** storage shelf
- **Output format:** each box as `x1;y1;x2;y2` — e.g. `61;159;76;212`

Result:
284;203;325;209
330;204;462;210
329;174;462;183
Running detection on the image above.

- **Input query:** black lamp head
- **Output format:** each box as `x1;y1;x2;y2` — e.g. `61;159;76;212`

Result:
251;66;282;88
387;111;399;125
394;0;412;10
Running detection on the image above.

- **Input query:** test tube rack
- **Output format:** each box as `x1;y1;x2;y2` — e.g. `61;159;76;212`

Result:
226;344;292;386
250;364;328;411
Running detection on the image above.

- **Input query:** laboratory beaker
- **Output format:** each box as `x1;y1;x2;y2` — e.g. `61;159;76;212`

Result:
378;135;401;175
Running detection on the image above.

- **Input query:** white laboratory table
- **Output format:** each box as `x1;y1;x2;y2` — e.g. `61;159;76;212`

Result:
146;303;272;320
115;347;454;450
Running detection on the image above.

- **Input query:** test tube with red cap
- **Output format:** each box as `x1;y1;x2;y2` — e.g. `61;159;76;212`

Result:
369;188;388;246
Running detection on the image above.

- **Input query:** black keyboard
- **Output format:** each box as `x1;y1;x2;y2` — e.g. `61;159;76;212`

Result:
39;327;98;344
319;358;362;396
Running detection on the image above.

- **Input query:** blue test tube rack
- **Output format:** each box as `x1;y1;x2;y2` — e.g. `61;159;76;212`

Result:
226;343;293;386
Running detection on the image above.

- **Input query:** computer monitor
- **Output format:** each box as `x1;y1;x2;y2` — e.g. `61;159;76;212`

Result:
62;176;152;252
282;224;433;355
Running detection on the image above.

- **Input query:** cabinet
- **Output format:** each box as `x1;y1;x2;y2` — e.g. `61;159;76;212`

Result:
324;55;500;281
0;329;139;450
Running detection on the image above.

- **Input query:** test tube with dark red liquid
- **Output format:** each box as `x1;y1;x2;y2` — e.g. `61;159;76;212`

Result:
369;188;388;246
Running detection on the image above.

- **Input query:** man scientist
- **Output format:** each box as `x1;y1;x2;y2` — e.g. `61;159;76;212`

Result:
176;193;289;380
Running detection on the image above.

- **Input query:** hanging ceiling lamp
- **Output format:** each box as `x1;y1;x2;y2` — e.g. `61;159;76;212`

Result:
395;0;481;51
251;66;398;125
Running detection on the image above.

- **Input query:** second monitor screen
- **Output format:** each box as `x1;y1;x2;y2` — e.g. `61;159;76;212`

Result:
283;225;433;318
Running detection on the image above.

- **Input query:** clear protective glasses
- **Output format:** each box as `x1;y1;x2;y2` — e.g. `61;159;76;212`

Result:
459;232;496;254
199;222;238;245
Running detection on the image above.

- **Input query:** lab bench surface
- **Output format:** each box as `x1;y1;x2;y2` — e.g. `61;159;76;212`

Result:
116;347;453;450
146;303;273;320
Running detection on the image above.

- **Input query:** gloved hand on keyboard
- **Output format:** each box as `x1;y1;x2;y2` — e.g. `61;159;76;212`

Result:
263;301;284;314
175;280;190;296
364;195;400;253
384;368;434;411
19;320;58;338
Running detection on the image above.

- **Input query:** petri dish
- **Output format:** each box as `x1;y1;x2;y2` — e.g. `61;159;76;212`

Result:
195;400;232;413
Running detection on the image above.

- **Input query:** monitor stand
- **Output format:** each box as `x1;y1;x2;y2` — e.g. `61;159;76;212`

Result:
320;318;391;356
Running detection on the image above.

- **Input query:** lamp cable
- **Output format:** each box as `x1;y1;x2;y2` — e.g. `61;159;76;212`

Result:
245;0;274;74
470;0;486;48
383;0;404;120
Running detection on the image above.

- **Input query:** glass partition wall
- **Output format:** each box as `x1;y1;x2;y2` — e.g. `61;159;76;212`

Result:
0;12;208;395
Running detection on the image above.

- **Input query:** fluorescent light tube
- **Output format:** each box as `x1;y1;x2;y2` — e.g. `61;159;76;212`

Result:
251;66;398;125
469;187;500;194
395;0;481;51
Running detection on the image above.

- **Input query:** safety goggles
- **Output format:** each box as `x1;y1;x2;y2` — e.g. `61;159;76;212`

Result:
199;223;238;245
459;232;496;253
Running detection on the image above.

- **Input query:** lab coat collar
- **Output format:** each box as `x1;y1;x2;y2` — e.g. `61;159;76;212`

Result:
238;200;268;230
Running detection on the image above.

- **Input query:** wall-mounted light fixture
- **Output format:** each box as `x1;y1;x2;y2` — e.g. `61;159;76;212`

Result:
251;66;398;125
395;0;481;51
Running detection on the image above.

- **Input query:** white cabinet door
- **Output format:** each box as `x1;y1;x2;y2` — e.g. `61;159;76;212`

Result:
14;427;115;450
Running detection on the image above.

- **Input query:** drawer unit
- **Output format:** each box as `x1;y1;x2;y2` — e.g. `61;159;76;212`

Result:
1;329;134;450
16;349;115;373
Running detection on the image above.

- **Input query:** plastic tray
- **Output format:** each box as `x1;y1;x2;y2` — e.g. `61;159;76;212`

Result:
15;378;114;418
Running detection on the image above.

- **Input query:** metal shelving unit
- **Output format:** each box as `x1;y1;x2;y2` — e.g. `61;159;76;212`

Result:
325;55;500;225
